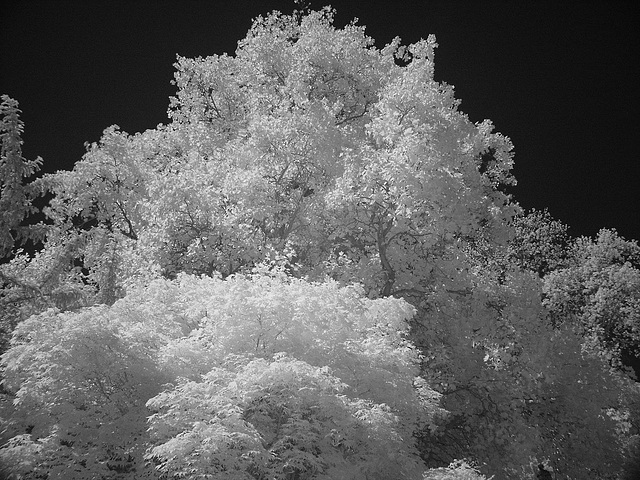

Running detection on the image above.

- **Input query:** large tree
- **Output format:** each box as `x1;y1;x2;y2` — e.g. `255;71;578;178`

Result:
1;7;635;480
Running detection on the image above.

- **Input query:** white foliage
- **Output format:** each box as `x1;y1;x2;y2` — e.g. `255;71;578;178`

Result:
1;272;441;479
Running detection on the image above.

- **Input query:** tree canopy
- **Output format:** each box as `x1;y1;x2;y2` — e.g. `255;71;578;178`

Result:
1;6;638;480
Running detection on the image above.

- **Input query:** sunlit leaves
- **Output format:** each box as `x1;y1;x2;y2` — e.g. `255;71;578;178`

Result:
147;355;425;480
1;271;439;479
1;5;636;480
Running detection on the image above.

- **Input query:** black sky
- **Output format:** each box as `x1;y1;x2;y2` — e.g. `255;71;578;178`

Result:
2;1;638;241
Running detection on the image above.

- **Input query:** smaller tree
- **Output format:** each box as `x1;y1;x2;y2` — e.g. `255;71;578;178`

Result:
0;305;167;479
525;326;630;479
1;270;447;479
510;208;571;277
147;355;424;479
544;229;640;378
0;95;46;356
0;95;43;259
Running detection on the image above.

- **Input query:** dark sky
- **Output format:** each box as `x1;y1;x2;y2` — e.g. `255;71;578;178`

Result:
2;1;639;241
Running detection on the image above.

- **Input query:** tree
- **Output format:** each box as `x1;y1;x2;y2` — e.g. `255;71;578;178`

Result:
0;95;43;259
510;208;571;277
0;96;45;356
544;228;640;378
1;271;442;479
523;326;630;479
0;6;634;479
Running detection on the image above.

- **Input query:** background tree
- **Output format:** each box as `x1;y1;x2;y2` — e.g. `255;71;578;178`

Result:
544;228;640;378
0;95;43;258
509;208;571;277
0;96;45;356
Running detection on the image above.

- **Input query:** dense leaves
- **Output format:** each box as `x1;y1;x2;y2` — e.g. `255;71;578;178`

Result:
0;96;43;258
544;229;640;377
0;96;46;355
1;6;638;480
1;272;440;479
510;208;571;277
